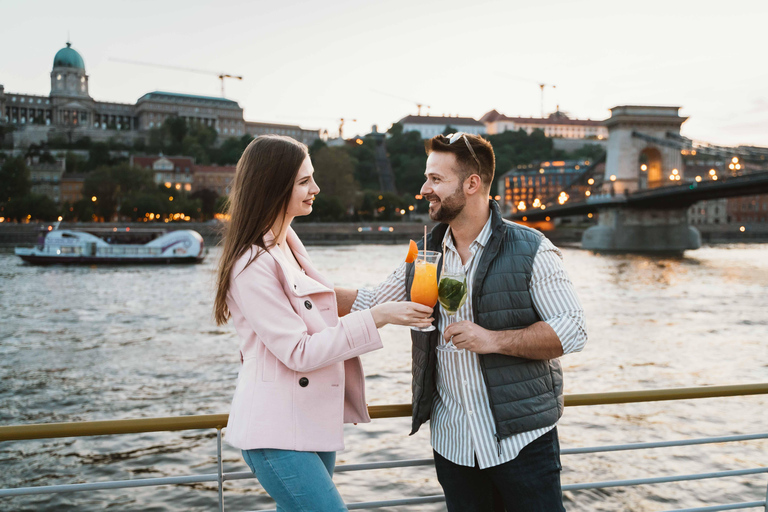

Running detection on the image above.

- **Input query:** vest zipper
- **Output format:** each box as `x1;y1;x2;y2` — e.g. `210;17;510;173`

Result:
495;433;502;457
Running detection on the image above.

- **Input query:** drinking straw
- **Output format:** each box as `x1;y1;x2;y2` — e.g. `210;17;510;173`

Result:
423;225;427;261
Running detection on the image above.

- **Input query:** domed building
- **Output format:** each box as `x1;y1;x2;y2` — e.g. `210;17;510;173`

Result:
1;41;249;147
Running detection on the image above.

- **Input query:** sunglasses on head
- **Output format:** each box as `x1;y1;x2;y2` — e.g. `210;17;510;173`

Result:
445;132;481;172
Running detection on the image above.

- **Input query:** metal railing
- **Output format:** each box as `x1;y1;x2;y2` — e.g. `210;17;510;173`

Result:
1;383;767;511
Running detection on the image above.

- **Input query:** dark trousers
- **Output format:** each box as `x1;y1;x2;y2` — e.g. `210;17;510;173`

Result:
433;427;566;512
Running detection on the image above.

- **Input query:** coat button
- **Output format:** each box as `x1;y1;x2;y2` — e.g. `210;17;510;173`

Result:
299;377;309;387
304;300;312;310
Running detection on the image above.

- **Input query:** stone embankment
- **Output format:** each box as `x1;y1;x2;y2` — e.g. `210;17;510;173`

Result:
1;221;764;251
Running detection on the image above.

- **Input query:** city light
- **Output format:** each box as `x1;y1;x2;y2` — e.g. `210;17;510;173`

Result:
558;192;569;205
732;157;739;164
709;169;716;176
545;216;551;221
641;164;648;171
587;213;593;218
495;195;501;201
695;176;702;182
585;191;591;197
522;216;527;221
712;175;718;180
610;175;616;182
669;169;681;181
175;184;181;190
541;205;546;210
0;217;4;223
517;201;527;211
57;216;62;221
91;196;97;202
408;205;415;211
588;178;595;185
740;226;746;232
169;196;174;201
165;182;172;188
415;194;423;200
532;198;541;208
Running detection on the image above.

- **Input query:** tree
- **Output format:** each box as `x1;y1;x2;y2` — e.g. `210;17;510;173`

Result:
212;134;252;165
190;188;220;221
83;164;155;221
386;123;428;196
348;136;379;191
65;151;88;174
306;195;346;222
4;194;59;221
87;142;112;170
311;147;360;213
0;157;31;201
0;124;16;148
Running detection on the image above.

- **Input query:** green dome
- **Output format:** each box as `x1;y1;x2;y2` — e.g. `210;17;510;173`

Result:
53;43;85;70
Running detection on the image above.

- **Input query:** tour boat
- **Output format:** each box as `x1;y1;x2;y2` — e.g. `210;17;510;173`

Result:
14;227;206;265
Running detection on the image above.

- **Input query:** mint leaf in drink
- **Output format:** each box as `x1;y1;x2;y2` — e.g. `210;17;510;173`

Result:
438;277;467;314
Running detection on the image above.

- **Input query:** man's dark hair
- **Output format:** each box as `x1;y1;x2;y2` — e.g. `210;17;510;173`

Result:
426;133;495;189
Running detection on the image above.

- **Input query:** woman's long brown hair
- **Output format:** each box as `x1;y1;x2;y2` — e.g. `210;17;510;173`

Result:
214;135;308;325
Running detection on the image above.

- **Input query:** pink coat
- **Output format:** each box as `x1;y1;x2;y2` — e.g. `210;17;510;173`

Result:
224;228;383;452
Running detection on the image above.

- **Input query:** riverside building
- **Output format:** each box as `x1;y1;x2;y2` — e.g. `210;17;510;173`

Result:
1;42;320;148
481;109;608;140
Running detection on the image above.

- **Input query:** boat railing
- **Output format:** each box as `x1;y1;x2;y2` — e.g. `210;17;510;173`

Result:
1;383;767;512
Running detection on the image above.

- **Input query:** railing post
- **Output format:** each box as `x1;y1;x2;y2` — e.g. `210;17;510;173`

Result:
217;428;224;512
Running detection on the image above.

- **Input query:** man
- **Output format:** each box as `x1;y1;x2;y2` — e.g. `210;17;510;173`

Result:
336;133;587;511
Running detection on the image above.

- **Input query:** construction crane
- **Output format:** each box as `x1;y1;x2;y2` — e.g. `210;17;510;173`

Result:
109;58;243;98
496;74;557;118
338;118;357;139
371;90;431;116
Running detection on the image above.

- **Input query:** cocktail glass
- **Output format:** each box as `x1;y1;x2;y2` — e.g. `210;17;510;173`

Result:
438;264;468;347
409;250;441;332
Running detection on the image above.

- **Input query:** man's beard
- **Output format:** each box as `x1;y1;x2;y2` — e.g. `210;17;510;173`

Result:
427;185;466;223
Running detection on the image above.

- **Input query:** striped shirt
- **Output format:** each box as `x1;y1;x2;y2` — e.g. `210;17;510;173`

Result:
352;215;587;469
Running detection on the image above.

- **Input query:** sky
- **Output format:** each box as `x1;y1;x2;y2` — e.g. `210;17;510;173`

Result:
3;0;767;146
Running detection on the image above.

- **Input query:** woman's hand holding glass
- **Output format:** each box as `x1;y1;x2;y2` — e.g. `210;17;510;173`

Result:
371;302;435;329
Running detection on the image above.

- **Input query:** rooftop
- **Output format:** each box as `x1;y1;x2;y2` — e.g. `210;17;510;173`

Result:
398;115;484;127
137;91;240;107
482;109;604;126
53;43;85;70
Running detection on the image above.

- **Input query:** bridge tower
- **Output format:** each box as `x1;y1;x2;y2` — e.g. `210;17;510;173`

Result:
582;105;700;253
603;106;687;194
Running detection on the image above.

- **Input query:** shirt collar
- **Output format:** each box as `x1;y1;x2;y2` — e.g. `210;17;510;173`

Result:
442;213;493;254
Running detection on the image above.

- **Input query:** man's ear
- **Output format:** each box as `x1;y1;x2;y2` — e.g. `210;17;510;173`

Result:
464;174;484;196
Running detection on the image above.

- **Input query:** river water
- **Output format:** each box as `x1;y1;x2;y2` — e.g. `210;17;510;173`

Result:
1;243;767;511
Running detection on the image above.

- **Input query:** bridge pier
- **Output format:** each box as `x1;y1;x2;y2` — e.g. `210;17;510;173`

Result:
582;207;701;253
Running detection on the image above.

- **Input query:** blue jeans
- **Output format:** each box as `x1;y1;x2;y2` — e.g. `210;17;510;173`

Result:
241;448;347;512
434;427;566;512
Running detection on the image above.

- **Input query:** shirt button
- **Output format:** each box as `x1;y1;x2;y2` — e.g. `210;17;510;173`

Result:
468;410;474;416
299;377;309;387
463;380;468;386
304;300;312;310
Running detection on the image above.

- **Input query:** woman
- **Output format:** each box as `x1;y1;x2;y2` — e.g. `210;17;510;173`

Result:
214;135;433;511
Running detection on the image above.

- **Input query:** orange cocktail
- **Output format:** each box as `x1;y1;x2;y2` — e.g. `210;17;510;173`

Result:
411;259;439;307
409;250;441;332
